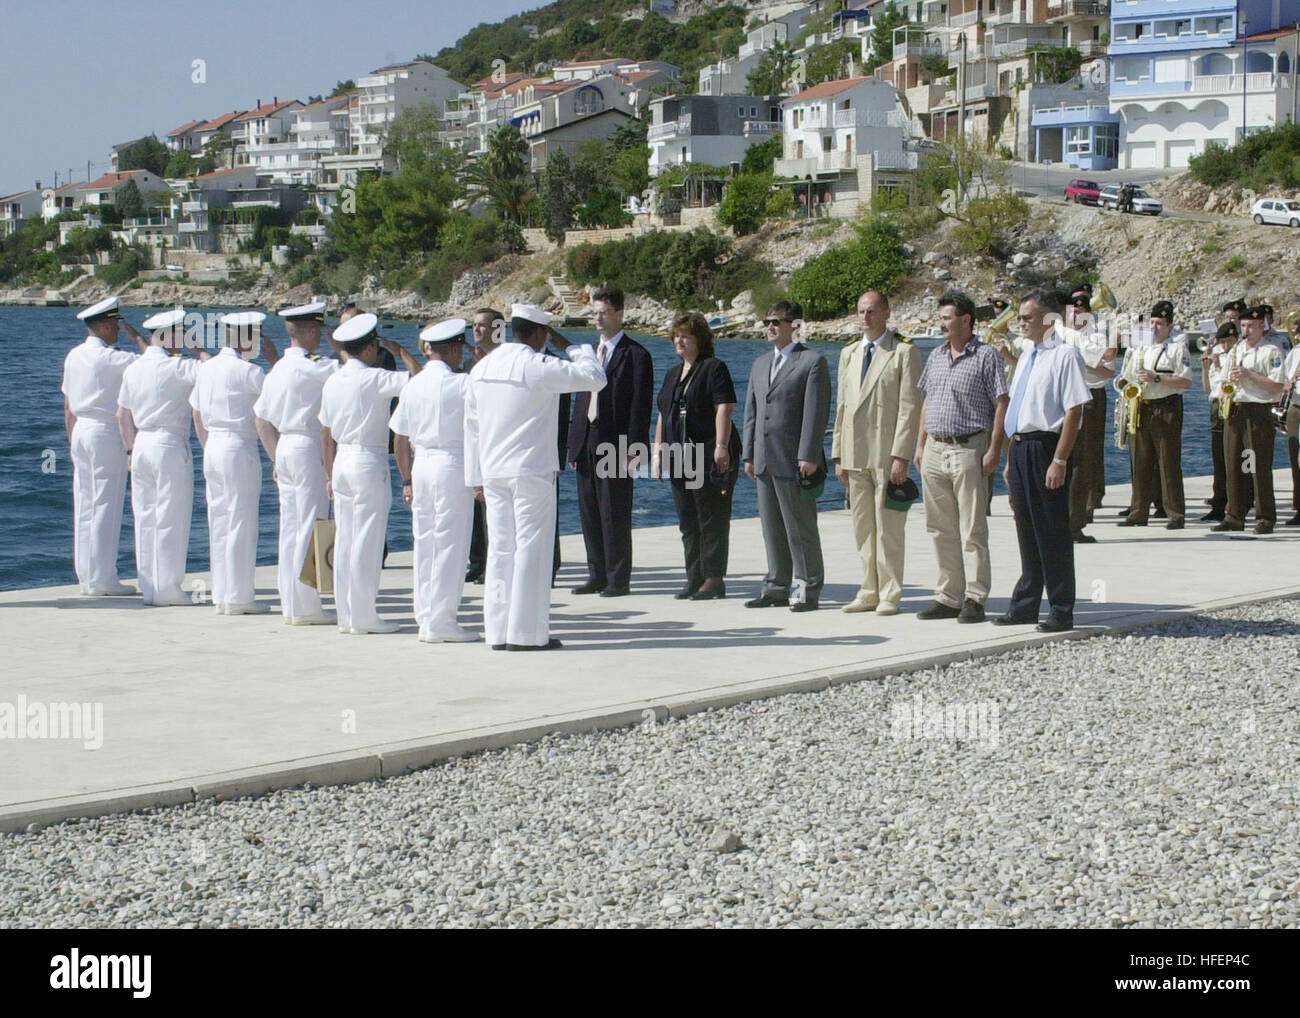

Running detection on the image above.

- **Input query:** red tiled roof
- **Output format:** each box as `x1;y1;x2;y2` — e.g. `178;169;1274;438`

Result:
370;60;434;73
78;170;152;191
167;120;204;137
236;100;298;121
195;167;253;180
785;77;871;102
197;111;244;132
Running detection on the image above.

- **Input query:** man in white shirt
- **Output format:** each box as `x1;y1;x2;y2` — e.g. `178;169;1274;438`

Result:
1115;301;1193;529
62;297;148;595
464;304;606;650
116;308;201;605
1212;306;1286;535
319;313;418;634
391;318;477;643
1062;291;1116;544
254;301;339;625
190;311;273;614
994;291;1091;633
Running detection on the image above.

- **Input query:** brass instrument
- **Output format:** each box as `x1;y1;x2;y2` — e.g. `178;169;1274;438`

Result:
1095;281;1119;312
1219;344;1239;422
987;301;1016;338
1285;307;1300;342
1114;378;1142;449
1274;362;1300;432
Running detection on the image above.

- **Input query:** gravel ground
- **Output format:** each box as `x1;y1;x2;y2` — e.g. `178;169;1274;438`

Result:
3;598;1299;929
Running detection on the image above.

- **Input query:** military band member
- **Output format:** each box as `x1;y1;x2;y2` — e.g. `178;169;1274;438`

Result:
1062;290;1115;543
1212;306;1286;534
116;308;199;605
1199;321;1251;522
1259;303;1291;353
1116;301;1192;529
319;313;414;634
1283;341;1300;526
391;318;478;643
254;301;338;625
463;305;606;651
62;297;147;595
191;312;274;614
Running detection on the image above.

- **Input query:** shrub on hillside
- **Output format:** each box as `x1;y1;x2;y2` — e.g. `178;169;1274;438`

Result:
951;191;1029;260
789;217;906;320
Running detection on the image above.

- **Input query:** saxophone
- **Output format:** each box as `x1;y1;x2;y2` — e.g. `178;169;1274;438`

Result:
1219;344;1239;422
1113;351;1144;449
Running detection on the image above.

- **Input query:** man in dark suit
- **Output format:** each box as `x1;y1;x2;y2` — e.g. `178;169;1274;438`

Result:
743;299;832;612
566;286;654;597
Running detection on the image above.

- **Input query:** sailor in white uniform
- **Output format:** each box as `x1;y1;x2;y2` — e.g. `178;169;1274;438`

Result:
463;304;606;650
62;296;147;595
116;308;201;605
391;318;477;643
254;301;339;625
319;313;418;634
191;311;273;614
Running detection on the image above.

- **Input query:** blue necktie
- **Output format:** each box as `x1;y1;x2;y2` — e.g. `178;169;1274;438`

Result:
860;341;875;383
1004;345;1039;437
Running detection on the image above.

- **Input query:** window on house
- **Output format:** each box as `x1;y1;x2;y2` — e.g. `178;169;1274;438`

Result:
1095;123;1118;160
823;135;833;152
1067;126;1091;155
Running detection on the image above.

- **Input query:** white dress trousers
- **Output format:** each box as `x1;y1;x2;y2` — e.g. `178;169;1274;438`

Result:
130;430;193;603
411;447;474;634
70;419;128;593
483;473;557;648
274;434;329;619
203;431;261;607
332;445;391;631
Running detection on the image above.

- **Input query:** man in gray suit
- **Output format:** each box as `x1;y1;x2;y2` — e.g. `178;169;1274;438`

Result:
743;299;832;612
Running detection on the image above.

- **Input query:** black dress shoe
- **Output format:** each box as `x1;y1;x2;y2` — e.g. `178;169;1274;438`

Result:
1037;617;1073;633
465;570;485;584
992;613;1037;626
1254;521;1274;535
599;586;630;598
917;601;961;620
956;598;985;623
1199;511;1225;523
1117;518;1147;527
491;643;507;651
1118;506;1130;517
790;601;819;613
745;594;790;608
690;582;726;600
1285;514;1300;526
570;582;605;595
674;584;701;600
1071;533;1097;544
507;638;563;651
1165;520;1184;530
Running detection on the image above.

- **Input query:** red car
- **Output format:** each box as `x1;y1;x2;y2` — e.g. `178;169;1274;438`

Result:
1064;178;1101;205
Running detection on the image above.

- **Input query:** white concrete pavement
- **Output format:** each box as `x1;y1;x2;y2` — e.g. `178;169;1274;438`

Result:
2;470;1298;833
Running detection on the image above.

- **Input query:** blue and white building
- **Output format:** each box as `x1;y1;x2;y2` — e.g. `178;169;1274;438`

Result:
1109;0;1300;169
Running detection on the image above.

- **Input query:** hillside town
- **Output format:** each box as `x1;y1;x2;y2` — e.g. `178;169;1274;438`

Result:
2;0;1299;306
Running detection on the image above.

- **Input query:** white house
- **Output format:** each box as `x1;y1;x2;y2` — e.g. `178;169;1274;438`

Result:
232;99;304;168
774;76;917;217
351;60;466;163
0;188;44;236
75;170;168;209
551;58;680;83
165;120;206;155
42;183;78;221
512;72;657;171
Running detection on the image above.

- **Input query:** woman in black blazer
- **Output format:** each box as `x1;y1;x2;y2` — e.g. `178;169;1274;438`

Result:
652;312;742;599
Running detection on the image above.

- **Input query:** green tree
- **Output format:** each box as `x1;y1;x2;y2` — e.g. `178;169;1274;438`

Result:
540;149;577;242
382;102;445;170
717;173;773;236
865;2;909;73
790;217;906;319
1029;46;1084;84
118;135;170;176
746;40;795;95
203;133;235;170
164;150;194;177
115;180;146;219
461;125;535;227
330;79;356;97
634;11;676;59
741;136;781;176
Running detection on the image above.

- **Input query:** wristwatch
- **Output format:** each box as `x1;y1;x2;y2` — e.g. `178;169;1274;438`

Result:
1052;457;1067;468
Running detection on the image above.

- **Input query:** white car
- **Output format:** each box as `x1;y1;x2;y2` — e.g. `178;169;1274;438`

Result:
1098;185;1163;215
1250;197;1300;227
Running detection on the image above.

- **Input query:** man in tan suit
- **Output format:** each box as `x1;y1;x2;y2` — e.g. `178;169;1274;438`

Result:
832;290;922;615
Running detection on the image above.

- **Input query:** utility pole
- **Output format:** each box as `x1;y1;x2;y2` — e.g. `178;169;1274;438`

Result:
1241;19;1249;143
1292;22;1298;124
957;33;967;201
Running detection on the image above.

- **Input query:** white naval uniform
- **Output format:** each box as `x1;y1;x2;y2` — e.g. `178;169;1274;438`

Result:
463;342;605;647
117;348;198;604
190;348;266;609
389;361;473;638
319;360;409;631
253;347;339;620
61;336;136;593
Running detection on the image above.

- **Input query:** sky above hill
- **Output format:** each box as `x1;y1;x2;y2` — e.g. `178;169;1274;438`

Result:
0;0;545;194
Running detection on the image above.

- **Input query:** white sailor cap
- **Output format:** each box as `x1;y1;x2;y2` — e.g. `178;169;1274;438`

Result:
219;311;267;328
142;307;186;330
510;303;555;326
277;300;327;321
334;312;379;343
77;296;120;321
419;317;468;345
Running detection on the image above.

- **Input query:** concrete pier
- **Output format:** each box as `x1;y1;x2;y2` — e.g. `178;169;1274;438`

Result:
2;470;1297;833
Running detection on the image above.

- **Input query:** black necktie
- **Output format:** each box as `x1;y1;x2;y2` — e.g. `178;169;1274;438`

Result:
861;341;875;383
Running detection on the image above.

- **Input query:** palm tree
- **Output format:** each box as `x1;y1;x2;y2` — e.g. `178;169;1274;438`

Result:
460;125;535;225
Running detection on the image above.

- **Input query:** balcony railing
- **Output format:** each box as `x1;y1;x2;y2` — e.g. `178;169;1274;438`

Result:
648;119;689;142
896;38;944;58
1046;0;1108;19
743;120;781;137
874;150;919;170
1113;72;1280;97
834;108;908;129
